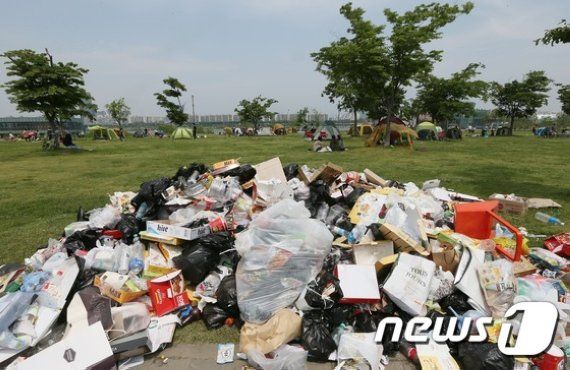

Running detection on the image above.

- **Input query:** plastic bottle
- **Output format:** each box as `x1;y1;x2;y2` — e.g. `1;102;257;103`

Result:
128;236;145;275
329;225;350;238
347;224;367;244
535;212;564;226
117;243;130;275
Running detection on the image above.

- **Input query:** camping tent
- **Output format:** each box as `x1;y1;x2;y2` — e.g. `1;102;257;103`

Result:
313;122;341;141
366;123;418;148
378;116;407;126
171;126;193;140
445;125;463;140
416;121;437;140
272;124;286;135
88;125;120;140
347;123;373;136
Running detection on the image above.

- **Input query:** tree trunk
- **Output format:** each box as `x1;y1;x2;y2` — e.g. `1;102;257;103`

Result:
509;116;515;136
253;121;258;135
352;108;358;136
51;121;60;150
383;105;393;147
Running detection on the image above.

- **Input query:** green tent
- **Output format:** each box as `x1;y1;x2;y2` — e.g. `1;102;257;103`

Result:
171;126;193;140
88;125;120;140
416;121;437;140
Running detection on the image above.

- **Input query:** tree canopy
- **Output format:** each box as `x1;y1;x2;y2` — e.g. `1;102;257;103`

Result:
416;63;488;128
234;96;278;132
559;84;570;115
106;98;130;129
1;49;96;149
312;2;473;146
154;77;189;126
535;19;570;45
295;107;309;126
490;71;551;134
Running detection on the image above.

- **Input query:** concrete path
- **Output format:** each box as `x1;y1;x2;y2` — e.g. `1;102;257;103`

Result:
137;344;417;370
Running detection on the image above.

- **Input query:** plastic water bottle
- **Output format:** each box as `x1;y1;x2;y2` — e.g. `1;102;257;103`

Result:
347;224;367;244
535;212;564;226
128;236;145;275
329;226;350;238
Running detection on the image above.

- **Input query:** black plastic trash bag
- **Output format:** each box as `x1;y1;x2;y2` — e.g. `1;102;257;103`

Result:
64;229;101;253
201;304;228;330
131;177;172;209
302;311;337;361
439;291;472;315
305;180;335;218
304;272;343;309
216;275;239;318
115;214;141;244
224;165;256;184
172;232;233;285
172;163;208;180
457;342;514;370
283;163;299;181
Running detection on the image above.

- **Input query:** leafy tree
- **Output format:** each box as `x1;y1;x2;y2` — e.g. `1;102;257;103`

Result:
558;84;570;115
234;95;277;133
105;98;130;130
1;49;96;149
313;2;473;146
295;107;309;127
535;19;570;45
154;77;189;126
399;98;422;125
416;63;488;129
490;71;551;135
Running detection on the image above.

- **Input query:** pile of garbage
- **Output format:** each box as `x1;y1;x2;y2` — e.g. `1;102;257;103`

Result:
0;156;568;370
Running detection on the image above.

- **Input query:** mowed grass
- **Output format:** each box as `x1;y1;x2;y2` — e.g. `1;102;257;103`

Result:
0;133;568;343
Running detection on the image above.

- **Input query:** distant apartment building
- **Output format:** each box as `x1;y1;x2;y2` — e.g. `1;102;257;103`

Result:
123;112;329;125
0;116;86;134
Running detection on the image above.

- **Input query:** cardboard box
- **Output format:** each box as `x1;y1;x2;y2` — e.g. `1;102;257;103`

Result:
146;219;210;241
489;194;528;215
374;254;398;273
353;241;394;265
94;273;147;304
148;270;190;316
336;264;380;304
144;242;182;278
363;168;388;187
299;162;343;184
139;230;184;246
15;322;114;370
379;223;429;256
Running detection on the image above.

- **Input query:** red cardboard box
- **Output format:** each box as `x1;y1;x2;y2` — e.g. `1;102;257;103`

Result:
147;270;190;316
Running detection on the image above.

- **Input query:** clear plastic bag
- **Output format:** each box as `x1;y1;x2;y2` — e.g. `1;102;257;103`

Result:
88;205;121;229
247;345;308;370
478;259;516;318
235;199;332;323
108;302;150;340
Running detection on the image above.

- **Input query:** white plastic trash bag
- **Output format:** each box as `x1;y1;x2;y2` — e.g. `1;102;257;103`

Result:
248;345;307;370
382;253;435;316
235;199;333;323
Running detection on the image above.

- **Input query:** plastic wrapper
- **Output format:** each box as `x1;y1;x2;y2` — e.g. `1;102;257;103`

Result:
208;177;243;205
301;310;337;361
84;246;120;272
173;232;233;285
457;342;514;370
478;259;516;318
529;247;568;270
172;163;208;180
235;200;332;323
216;275;239;317
88;205;122;229
247;345;308;370
202;304;228;330
288;178;310;202
298;271;343;310
0;292;36;333
169;207;198;225
195;266;232;298
427;267;455;302
337;332;382;370
108;302;150;340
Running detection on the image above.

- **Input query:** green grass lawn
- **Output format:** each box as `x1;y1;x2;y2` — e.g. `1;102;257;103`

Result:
0;133;568;343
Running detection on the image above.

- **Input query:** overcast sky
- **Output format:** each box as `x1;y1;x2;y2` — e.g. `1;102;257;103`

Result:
0;0;568;117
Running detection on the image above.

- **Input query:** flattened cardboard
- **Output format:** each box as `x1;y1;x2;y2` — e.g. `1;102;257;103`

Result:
363;168;388;187
15;322;114;370
379;223;428;256
147;270;190;316
353;241;394;265
146;219;210;241
254;157;287;183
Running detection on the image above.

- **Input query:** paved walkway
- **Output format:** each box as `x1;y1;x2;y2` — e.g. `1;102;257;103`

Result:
137;344;417;370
